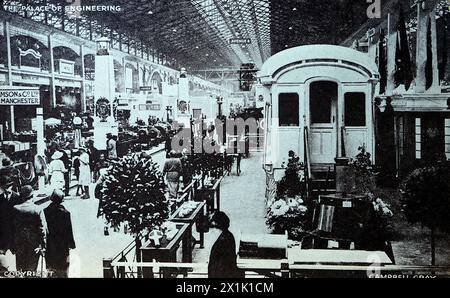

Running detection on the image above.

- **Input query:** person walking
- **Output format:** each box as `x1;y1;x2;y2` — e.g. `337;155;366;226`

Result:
86;140;100;182
164;134;172;158
106;133;118;160
48;151;67;192
44;189;75;278
181;149;193;188
47;143;71;195
0;175;20;256
59;148;71;196
236;153;242;176
163;150;182;201
11;185;47;272
0;157;20;192
208;211;242;278
78;147;91;199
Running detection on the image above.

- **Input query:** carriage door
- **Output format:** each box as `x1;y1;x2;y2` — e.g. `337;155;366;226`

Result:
342;90;369;158
309;81;338;164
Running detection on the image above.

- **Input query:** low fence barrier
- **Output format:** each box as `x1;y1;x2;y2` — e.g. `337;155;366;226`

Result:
103;259;450;278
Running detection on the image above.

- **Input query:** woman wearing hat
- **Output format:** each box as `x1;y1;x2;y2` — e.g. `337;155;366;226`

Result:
78;147;91;199
48;151;67;191
208;211;243;278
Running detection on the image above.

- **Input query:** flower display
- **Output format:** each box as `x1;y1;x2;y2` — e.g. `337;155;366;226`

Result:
266;197;308;240
266;151;309;240
373;198;393;218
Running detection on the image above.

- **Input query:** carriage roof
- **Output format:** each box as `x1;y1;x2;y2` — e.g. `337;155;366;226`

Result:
259;44;379;83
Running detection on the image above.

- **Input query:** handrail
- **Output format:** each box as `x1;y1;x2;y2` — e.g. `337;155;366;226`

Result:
341;126;347;157
304;126;312;198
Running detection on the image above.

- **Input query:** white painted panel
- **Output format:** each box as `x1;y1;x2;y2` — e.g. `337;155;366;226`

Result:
310;129;335;163
277;128;301;167
344;128;368;158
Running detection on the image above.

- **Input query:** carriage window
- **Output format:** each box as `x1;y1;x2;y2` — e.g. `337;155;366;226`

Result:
344;92;366;126
310;81;337;124
278;93;299;127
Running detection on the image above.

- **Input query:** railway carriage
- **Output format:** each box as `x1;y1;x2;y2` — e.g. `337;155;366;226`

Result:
257;45;379;202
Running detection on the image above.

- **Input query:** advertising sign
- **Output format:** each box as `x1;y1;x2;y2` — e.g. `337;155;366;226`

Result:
0;87;40;105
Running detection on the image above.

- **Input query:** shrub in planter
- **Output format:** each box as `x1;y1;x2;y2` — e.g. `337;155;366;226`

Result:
401;163;450;265
98;154;169;237
349;146;376;195
276;154;305;199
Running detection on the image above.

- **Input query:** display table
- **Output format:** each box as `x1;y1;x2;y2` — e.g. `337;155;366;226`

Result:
140;223;190;277
195;175;224;213
169;201;206;249
237;248;393;278
287;249;393;265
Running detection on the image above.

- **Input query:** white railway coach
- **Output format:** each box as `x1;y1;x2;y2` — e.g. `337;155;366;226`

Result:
257;45;379;202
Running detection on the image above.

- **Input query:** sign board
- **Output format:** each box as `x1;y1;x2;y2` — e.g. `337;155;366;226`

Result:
59;59;75;75
138;104;161;111
0;87;40;105
229;38;251;45
140;86;154;92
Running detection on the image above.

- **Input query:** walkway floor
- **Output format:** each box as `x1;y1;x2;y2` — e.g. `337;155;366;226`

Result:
0;150;269;277
192;152;269;264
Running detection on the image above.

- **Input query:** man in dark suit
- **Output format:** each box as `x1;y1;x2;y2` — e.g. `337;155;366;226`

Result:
44;189;76;278
208;211;243;278
11;185;47;272
0;175;20;254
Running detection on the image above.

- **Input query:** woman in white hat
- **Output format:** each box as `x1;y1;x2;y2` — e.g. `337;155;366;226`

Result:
49;150;67;191
78;147;91;199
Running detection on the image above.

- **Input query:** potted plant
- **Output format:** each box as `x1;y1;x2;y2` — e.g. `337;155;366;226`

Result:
348;146;377;195
266;151;308;240
98;153;169;260
401;162;450;266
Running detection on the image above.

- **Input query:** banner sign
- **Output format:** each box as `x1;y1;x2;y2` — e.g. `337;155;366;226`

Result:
139;104;161;111
229;38;251;44
0;87;40;105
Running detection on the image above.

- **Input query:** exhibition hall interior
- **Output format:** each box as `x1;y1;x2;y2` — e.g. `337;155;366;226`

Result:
0;0;449;278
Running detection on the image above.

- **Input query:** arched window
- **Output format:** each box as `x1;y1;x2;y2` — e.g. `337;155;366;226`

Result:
10;35;50;71
150;71;163;94
53;46;81;76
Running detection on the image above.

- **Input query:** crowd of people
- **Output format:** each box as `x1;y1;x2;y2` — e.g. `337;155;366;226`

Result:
0;175;75;277
45;132;118;200
0;129;121;277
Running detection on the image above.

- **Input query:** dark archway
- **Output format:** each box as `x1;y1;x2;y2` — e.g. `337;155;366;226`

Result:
53;46;82;76
10;35;50;71
150;71;163;94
